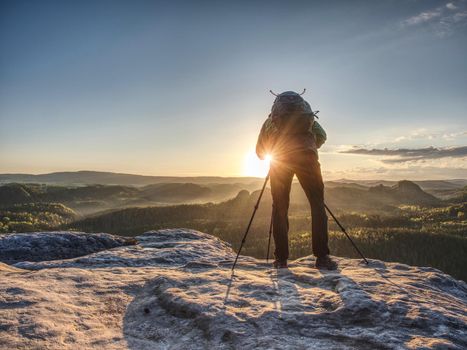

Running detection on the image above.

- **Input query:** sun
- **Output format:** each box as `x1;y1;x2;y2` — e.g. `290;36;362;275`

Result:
243;151;271;177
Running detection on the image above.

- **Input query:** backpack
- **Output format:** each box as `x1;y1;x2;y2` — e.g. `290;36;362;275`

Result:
269;90;327;148
270;90;313;118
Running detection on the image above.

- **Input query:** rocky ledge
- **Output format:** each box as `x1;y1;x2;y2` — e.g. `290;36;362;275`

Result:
0;229;466;349
0;231;135;264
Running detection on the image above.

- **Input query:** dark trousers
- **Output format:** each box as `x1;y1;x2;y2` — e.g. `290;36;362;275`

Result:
270;151;329;261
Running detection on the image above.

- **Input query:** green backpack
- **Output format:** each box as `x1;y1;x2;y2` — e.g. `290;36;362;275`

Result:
312;120;327;149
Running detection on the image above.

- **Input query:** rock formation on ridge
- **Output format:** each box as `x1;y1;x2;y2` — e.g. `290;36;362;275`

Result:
1;229;466;349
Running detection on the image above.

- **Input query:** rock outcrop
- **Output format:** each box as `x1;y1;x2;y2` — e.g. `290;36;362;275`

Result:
368;180;439;206
1;229;466;349
0;231;135;264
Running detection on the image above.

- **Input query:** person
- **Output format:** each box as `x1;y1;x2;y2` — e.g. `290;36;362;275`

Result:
256;90;337;270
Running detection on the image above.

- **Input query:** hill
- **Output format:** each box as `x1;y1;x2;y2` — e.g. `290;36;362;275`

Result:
0;182;257;215
0;229;466;349
368;180;439;206
333;178;467;199
71;180;444;236
0;203;78;233
1;171;465;199
0;170;262;186
289;180;440;212
0;179;443;216
68;184;467;281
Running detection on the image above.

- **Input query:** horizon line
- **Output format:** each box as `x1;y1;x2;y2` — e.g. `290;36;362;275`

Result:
0;169;465;182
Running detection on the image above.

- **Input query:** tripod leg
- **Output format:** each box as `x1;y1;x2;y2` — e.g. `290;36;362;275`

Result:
266;205;273;262
232;172;270;271
324;203;369;265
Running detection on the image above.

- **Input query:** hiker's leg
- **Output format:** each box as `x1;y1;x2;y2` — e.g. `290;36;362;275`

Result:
270;160;294;262
295;152;330;258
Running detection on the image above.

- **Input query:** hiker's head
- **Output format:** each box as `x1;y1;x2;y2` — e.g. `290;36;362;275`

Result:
270;90;312;117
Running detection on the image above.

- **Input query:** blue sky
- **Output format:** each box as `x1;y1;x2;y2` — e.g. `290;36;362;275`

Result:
1;0;466;179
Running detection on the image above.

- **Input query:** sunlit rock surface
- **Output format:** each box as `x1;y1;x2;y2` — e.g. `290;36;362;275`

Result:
1;229;466;349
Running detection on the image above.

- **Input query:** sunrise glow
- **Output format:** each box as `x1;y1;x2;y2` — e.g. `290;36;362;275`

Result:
243;152;271;177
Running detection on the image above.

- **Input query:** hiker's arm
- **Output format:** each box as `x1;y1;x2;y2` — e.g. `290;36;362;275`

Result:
256;118;273;160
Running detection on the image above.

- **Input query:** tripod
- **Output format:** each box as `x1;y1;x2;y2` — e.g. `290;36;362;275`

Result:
232;171;369;272
231;171;270;271
266;206;273;263
324;203;369;265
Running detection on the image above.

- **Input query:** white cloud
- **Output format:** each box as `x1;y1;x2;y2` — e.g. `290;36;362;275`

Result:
323;164;467;180
442;131;467;140
401;1;467;37
446;3;457;10
392;128;466;143
403;10;442;26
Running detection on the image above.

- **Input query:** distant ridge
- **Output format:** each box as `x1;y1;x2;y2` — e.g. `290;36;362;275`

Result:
1;170;465;188
333;178;467;189
0;170;262;186
369;180;439;205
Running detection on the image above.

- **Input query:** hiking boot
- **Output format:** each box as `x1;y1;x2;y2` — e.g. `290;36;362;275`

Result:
315;255;337;270
273;260;288;269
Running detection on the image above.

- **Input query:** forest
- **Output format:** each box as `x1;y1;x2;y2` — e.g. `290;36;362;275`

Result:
1;179;465;281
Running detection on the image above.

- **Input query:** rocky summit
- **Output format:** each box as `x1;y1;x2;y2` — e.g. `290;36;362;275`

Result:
0;229;466;349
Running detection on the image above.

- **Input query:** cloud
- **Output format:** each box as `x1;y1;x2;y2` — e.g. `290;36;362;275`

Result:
453;10;467;22
442;131;467;141
403;10;442;26
324;165;467;180
401;1;467;36
446;2;457;10
394;128;437;142
341;146;467;163
393;129;466;143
